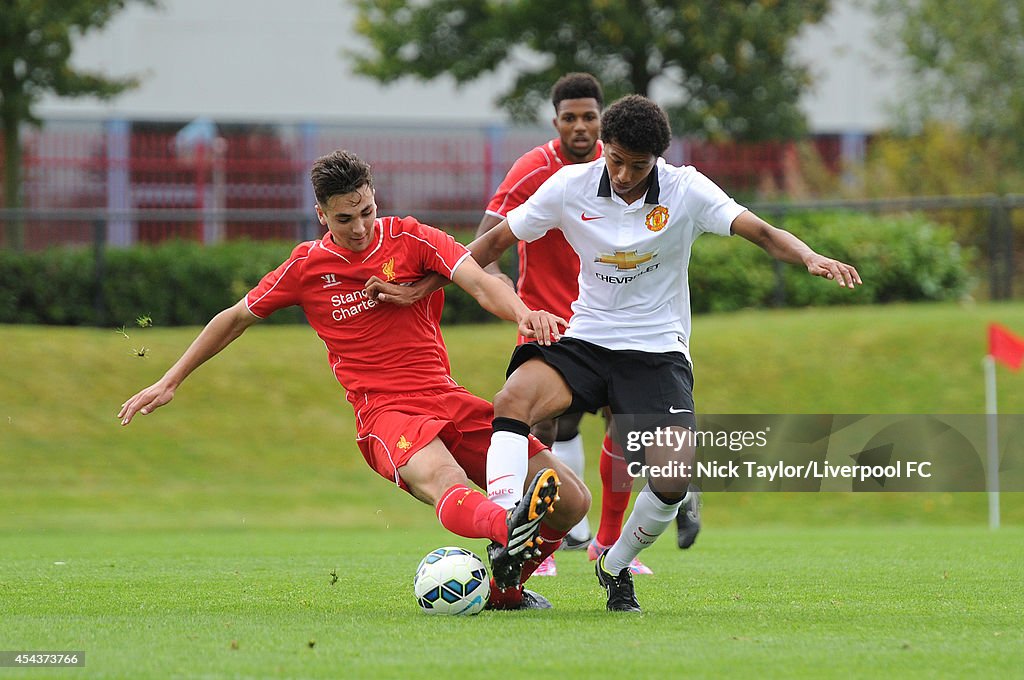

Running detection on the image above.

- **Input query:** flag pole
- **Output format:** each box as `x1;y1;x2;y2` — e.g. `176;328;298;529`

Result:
983;355;1000;530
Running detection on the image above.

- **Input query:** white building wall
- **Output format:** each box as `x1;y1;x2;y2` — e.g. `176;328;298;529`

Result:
35;0;904;132
792;0;905;132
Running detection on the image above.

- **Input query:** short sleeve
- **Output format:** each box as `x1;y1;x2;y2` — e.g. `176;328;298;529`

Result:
688;172;747;236
398;217;471;278
486;147;550;218
506;169;568;243
245;242;312;318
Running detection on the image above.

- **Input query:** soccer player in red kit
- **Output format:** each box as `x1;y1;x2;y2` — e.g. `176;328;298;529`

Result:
118;150;590;610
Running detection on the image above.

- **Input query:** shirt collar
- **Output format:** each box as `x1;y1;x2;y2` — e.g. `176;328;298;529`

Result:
597;162;661;204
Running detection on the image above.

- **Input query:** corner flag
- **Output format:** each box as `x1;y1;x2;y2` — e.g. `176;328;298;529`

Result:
983;322;1024;531
988;323;1024;371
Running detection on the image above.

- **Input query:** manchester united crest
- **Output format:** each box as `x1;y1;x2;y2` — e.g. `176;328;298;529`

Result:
645;205;669;232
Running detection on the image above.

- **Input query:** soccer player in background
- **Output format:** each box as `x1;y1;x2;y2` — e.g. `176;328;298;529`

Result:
461;95;861;611
118;149;591;611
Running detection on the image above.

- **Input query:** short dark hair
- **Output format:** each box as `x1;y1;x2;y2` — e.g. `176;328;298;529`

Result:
310;150;373;205
600;95;672;157
550;73;604;111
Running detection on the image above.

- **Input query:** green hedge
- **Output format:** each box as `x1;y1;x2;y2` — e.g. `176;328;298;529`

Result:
689;211;972;312
0;211;972;327
0;241;306;327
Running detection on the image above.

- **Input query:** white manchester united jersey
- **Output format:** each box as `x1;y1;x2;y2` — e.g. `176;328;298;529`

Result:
507;158;746;358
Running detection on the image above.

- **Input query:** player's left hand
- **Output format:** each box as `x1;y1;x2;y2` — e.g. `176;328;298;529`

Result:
364;276;421;306
805;255;862;288
517;310;567;346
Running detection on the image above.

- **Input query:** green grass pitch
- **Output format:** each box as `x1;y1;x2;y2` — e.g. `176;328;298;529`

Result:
2;301;1023;678
3;526;1022;678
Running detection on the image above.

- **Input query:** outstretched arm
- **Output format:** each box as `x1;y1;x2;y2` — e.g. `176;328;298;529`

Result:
118;299;260;425
450;254;565;345
731;210;862;288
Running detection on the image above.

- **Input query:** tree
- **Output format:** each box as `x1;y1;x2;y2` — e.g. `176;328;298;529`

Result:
873;0;1024;190
350;0;829;141
0;0;157;250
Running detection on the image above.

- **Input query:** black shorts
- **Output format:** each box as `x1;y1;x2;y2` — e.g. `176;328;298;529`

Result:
507;337;696;431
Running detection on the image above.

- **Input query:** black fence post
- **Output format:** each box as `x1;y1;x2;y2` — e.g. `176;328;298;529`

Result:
1000;197;1014;299
988;201;1003;300
93;218;107;323
986;198;1016;301
771;210;786;308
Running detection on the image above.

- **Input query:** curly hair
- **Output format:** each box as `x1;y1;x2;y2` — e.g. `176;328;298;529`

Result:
310;150;373;205
550;72;604;111
600;95;672;157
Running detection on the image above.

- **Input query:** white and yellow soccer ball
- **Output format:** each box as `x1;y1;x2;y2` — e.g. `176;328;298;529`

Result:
413;547;490;615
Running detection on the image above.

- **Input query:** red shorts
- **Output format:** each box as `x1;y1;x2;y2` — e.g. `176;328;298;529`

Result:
349;385;548;493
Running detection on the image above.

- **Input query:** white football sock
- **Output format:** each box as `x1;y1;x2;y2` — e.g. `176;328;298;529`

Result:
552;434;590;541
486;431;529;510
604;486;681;573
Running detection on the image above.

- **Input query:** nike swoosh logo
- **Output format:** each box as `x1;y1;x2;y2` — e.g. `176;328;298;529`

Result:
580;212;604;221
487;474;514;485
668;407;693;414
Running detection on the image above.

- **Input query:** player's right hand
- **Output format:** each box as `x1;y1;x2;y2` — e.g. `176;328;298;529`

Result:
517;310;567;346
118;382;175;425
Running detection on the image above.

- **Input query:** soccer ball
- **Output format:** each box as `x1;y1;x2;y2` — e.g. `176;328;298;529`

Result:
413;547;490;615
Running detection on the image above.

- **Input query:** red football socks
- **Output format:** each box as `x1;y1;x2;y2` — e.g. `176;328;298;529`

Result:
520;523;565;582
486;581;524;608
435;484;508;544
596;433;632;546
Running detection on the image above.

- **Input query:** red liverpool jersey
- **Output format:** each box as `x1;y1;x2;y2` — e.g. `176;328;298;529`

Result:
486;138;603;321
246;216;470;396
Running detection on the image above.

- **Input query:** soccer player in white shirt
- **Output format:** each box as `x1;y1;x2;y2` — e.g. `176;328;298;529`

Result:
462;95;861;612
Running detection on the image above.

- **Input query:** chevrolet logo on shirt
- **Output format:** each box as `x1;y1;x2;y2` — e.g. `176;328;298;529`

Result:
594;250;658;271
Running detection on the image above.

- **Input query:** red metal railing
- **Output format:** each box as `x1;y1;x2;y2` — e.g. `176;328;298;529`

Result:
2;120;843;250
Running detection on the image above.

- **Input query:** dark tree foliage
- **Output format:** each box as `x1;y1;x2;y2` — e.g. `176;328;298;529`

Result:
0;0;158;249
350;0;829;141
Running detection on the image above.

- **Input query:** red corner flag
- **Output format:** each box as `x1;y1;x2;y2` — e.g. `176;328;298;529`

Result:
988;323;1024;371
